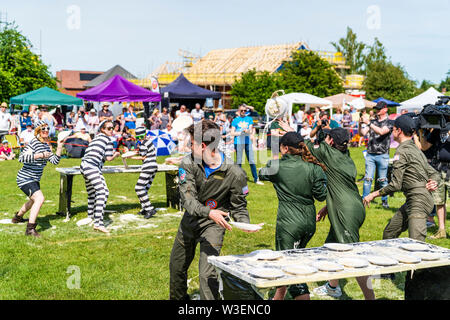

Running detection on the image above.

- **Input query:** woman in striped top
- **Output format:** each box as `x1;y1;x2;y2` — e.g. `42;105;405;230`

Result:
13;120;66;237
80;120;120;234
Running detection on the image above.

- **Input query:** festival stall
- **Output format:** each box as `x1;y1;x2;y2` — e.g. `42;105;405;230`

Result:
373;97;400;107
397;87;443;114
77;74;161;117
160;73;221;110
10;86;84;108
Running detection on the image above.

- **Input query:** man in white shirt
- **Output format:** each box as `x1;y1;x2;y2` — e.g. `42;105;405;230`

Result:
300;122;312;140
175;105;189;118
190;103;204;124
19;124;35;146
0;102;11;140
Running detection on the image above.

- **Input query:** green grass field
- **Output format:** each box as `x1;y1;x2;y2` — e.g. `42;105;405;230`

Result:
0;147;448;300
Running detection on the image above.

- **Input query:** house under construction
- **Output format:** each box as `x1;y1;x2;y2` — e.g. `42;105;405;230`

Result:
133;42;364;108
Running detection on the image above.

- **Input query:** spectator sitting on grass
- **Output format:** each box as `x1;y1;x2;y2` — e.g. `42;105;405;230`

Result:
0;139;15;161
67;127;92;143
120;126;136;151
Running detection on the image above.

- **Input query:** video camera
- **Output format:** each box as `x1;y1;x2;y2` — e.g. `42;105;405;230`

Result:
418;96;450;131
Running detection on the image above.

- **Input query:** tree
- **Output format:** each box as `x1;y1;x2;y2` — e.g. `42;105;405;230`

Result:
230;50;344;114
439;70;450;93
363;61;417;102
0;22;56;103
277;50;344;97
230;70;281;114
330;27;366;74
364;37;388;73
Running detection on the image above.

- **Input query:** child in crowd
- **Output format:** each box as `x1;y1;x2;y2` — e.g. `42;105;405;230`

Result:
0;140;15;160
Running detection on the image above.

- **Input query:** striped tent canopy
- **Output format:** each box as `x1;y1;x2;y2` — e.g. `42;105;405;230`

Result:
146;130;176;156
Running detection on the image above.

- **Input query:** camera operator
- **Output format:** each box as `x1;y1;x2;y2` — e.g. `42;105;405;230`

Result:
74;106;88;132
414;127;449;239
359;101;393;209
363;114;440;242
310;111;339;144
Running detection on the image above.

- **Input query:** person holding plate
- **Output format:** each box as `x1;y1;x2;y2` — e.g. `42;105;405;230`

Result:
169;120;259;300
259;131;327;300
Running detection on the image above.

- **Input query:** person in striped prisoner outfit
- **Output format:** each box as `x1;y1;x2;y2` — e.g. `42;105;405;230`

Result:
13;120;66;237
133;126;158;219
80;120;120;234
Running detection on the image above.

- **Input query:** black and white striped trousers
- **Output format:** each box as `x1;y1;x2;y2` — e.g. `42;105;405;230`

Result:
135;170;156;213
80;162;109;228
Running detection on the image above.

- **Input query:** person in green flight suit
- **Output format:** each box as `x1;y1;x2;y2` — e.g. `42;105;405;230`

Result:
277;120;375;300
363;114;440;241
169;120;260;300
259;131;327;300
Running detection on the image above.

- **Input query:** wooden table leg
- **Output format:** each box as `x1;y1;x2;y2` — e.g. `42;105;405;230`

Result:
57;173;74;219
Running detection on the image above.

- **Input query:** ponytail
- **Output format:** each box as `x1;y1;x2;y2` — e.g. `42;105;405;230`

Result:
284;142;327;171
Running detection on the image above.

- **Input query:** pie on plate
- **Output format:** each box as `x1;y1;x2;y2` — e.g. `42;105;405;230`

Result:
400;243;429;252
312;261;345;272
121;151;138;158
323;243;353;252
253;250;283;261
282;265;318;276
389;254;421;264
337;257;369;268
410;251;441;261
248;268;285;279
367;256;398;266
230;221;263;232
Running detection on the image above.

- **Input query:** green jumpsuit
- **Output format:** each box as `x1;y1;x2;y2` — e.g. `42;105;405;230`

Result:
259;153;327;297
169;154;250;300
306;140;366;244
378;139;440;241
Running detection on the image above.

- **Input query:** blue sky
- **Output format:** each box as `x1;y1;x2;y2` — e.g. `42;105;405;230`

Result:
2;0;449;84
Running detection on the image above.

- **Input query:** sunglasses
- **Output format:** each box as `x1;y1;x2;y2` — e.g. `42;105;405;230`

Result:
105;127;114;131
41;127;50;131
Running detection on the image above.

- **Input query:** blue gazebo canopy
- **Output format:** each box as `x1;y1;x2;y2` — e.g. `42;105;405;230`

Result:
373;97;400;107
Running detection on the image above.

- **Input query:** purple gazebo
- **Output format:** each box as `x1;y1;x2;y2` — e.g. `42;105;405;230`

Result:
77;74;161;102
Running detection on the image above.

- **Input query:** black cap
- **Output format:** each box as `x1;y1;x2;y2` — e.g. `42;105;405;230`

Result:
394;114;415;135
280;131;304;147
327;127;349;146
374;101;388;110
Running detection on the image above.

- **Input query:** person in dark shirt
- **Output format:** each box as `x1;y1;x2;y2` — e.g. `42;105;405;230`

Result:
359;101;394;208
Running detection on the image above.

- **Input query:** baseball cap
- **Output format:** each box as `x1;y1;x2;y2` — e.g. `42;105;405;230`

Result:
1;102;7;108
327;127;349;146
2;139;8;144
374;101;388;110
280;131;304;147
394;114;415;134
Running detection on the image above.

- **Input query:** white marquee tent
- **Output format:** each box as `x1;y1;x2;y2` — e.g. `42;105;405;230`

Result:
397;87;444;113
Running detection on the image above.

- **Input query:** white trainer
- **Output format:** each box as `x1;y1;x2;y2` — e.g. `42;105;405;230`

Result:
312;282;342;298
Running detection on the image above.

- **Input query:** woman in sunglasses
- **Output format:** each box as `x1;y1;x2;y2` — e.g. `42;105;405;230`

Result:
80;120;120;233
13;120;66;237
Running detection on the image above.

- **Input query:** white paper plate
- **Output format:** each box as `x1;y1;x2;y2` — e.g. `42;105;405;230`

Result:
337;257;369;268
367;255;398;266
400;243;429;252
76;217;93;226
248;268;285;279
121;151;138;158
390;254;421;264
323;243;353;252
252;250;283;261
313;261;345;272
411;251;441;261
230;221;263;231
282;265;318;276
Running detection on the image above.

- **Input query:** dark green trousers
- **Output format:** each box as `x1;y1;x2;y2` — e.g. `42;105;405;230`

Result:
169;221;225;300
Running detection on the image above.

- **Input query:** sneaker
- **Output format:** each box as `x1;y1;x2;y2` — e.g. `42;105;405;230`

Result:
382;200;389;209
312;282;342;298
430;229;447;239
255;180;264;185
426;221;436;228
144;208;157;219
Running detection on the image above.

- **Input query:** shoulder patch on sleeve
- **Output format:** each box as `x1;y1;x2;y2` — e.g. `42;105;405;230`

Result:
242;185;249;195
179;168;186;184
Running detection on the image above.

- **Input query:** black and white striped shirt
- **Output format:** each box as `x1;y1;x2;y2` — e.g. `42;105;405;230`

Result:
138;139;157;172
81;133;114;169
17;137;60;187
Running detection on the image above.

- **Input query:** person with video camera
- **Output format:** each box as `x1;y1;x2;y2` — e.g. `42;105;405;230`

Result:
363;114;440;242
309;111;339;144
359;101;394;209
414;102;450;239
